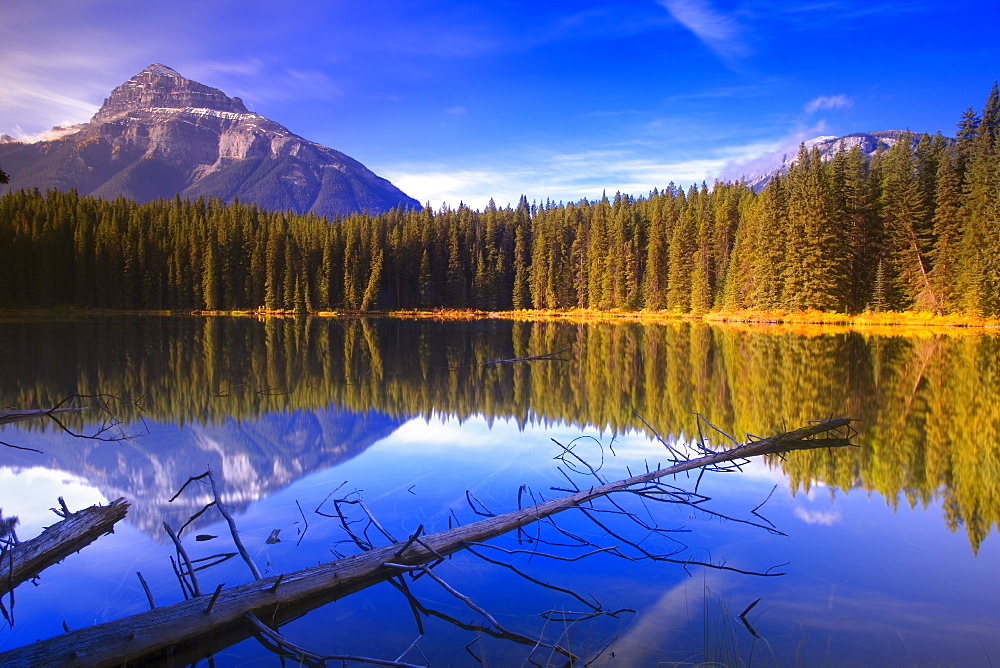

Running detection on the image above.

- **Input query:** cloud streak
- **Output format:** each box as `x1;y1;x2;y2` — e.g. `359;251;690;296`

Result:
381;138;783;211
658;0;750;62
805;94;853;114
794;506;842;526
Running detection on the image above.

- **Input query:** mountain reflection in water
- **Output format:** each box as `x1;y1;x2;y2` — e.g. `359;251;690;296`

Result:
1;406;401;537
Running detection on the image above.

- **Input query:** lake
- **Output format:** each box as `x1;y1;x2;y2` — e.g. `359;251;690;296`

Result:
1;314;998;665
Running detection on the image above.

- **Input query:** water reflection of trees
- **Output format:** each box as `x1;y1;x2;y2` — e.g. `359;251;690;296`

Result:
2;315;998;550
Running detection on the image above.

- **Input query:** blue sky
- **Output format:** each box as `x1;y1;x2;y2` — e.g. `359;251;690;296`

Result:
2;0;998;209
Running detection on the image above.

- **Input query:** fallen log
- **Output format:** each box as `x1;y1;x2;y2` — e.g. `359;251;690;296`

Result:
0;418;853;667
1;498;130;596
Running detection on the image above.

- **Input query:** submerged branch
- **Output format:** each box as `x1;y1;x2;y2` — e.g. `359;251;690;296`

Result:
0;418;852;666
0;408;85;427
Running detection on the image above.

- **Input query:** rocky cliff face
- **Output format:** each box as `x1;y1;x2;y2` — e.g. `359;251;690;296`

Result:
0;64;420;216
91;63;250;122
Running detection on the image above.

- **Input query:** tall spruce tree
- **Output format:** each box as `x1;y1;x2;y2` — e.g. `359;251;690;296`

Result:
880;132;938;311
783;145;849;311
666;186;696;311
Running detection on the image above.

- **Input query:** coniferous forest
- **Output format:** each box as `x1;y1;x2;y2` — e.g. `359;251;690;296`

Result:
2;85;998;316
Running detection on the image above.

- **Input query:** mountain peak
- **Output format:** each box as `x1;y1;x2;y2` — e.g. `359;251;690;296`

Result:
1;62;421;216
92;63;248;123
141;62;184;78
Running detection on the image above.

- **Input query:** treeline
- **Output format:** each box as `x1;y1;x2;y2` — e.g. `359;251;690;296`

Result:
2;85;998;315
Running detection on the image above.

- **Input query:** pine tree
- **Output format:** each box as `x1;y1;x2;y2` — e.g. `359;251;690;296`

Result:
881;132;938;310
666;187;695;311
783;145;849;311
928;146;964;312
642;194;669;310
511;196;531;309
748;175;789;309
360;249;383;311
955;86;1000;315
689;184;714;313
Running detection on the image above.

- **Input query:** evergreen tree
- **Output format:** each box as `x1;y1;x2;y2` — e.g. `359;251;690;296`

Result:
511;196;531;309
783;145;849;311
666;187;695;311
955;87;1000;315
880;132;937;311
360;249;383;311
928;146;964;312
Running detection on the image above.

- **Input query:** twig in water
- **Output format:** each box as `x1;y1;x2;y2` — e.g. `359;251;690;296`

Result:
204;584;224;615
751;486;779;529
136;571;156;610
295;499;309;547
169;472;212;503
477;347;569;366
208;468;261;580
244;611;421;667
163;522;201;597
465;490;496;517
385;561;579;664
739;598;763;639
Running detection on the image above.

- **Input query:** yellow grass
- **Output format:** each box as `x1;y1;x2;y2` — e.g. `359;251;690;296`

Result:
11;306;996;332
386;307;1000;330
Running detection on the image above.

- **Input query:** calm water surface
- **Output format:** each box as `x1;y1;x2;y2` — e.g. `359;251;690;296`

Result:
1;315;998;665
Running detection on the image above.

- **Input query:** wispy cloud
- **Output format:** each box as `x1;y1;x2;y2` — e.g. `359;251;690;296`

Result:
794;506;841;526
0;65;107;136
747;1;922;31
5;123;89;144
381;140;776;211
657;0;750;62
715;120;834;182
805;94;853;114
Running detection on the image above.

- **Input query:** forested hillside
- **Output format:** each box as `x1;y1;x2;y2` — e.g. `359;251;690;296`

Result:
2;85;998;315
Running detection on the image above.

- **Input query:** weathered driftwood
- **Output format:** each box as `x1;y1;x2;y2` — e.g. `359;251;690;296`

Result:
0;418;852;667
1;498;130;596
0;407;85;427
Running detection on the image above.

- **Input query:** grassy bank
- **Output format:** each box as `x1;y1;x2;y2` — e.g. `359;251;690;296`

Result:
5;306;999;330
385;307;1000;329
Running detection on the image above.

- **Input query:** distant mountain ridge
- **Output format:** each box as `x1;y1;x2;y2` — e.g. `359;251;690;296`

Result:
0;64;420;217
741;130;940;191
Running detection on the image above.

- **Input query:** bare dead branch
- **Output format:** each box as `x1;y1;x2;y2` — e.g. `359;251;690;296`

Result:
295;500;309;547
385;561;579;664
168;472;212;503
208;469;261;581
467;542;621;562
551;436;608;484
0;418;853;666
163;522;201;597
464;544;608;614
136;572;156;610
177;501;218;537
465;490;496;517
245;611;422;667
478;347;569;366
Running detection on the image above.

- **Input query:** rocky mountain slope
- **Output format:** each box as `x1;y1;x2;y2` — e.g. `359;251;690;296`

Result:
0;64;420;216
742;130;928;191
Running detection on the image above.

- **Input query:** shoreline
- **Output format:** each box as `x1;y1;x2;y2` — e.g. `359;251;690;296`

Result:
3;307;998;331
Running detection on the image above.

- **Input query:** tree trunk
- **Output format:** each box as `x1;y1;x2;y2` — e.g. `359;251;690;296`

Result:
1;498;129;596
